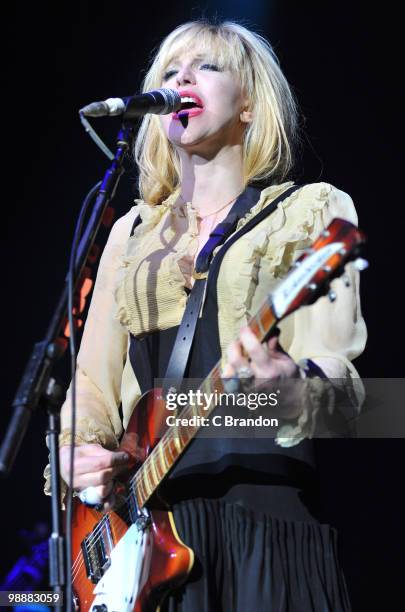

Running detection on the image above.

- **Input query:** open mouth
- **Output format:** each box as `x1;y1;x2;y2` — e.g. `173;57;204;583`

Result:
173;91;204;119
179;96;203;111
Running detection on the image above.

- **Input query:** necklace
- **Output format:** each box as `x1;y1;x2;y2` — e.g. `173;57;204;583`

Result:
178;189;243;219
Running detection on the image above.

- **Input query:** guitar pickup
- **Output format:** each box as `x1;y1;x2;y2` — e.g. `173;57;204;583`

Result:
81;516;113;584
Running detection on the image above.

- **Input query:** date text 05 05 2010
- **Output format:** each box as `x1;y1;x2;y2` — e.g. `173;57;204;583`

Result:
0;591;63;607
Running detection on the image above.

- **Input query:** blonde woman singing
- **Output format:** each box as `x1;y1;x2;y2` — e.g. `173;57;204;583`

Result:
48;19;367;611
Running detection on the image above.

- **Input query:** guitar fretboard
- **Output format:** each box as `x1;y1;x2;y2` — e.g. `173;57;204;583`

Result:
131;294;276;508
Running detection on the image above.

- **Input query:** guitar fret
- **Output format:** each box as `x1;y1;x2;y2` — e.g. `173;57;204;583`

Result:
148;459;159;489
201;378;212;396
138;475;147;505
158;438;169;472
181;425;192;443
143;468;153;498
211;367;222;393
190;401;198;418
171;432;181;454
155;456;164;480
130;481;142;511
171;423;181;453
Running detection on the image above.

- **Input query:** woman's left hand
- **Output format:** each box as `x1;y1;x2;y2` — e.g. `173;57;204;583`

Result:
225;326;299;381
224;327;303;419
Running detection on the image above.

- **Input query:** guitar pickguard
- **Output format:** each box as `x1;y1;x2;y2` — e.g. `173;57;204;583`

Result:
90;523;152;612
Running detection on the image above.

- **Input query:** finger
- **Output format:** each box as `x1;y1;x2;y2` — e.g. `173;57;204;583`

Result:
266;336;293;361
226;339;249;372
239;327;269;368
267;335;286;356
74;443;106;455
72;467;117;489
73;450;129;476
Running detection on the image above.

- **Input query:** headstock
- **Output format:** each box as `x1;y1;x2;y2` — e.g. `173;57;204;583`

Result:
271;218;367;320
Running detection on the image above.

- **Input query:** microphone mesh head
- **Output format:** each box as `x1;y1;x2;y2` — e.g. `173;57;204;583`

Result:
104;98;126;116
158;88;182;114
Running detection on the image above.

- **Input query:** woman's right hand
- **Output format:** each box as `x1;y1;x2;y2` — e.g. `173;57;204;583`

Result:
60;443;130;501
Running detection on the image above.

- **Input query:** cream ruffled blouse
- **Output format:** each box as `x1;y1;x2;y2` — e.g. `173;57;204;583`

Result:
44;182;367;495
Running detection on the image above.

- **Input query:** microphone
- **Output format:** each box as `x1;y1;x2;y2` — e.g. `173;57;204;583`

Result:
79;88;182;119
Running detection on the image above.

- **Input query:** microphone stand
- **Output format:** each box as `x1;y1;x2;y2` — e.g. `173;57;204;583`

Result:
0;121;136;610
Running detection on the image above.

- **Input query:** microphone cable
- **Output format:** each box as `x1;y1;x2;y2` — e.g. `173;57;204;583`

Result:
79;111;115;160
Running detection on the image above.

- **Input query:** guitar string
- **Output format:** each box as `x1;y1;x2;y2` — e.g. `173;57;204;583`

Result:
71;483;137;575
71;474;165;581
71;496;138;579
72;520;130;581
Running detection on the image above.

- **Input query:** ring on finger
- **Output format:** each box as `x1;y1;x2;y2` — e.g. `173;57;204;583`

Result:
236;365;254;380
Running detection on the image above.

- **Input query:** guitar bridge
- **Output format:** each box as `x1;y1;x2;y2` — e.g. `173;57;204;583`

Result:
82;516;113;584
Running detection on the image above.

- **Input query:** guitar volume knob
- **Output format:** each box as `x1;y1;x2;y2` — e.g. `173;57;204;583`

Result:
354;257;369;271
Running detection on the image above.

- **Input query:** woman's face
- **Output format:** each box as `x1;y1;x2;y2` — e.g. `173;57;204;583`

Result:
159;46;249;155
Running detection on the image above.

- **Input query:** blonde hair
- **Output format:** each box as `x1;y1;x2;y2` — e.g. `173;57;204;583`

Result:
134;19;299;205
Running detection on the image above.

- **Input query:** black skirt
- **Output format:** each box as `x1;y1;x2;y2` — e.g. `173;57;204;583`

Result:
161;494;351;612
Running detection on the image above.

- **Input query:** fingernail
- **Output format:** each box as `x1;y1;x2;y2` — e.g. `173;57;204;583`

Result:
120;452;129;461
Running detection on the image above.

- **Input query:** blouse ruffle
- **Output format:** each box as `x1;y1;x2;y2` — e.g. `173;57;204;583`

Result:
114;192;200;337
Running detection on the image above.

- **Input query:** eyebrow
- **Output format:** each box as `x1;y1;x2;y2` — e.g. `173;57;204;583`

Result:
165;53;215;67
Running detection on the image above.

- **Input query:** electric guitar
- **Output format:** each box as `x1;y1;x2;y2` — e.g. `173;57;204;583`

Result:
69;217;367;611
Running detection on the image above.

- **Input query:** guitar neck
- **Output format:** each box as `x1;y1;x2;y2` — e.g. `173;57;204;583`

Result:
132;298;278;508
131;217;366;508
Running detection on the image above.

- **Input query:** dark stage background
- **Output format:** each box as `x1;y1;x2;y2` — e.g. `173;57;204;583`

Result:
1;1;403;609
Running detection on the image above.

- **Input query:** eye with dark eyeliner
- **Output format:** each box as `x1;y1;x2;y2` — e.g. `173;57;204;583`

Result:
162;69;177;81
200;63;221;71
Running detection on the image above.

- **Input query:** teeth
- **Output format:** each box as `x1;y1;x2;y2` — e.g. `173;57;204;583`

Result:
180;95;202;109
181;96;198;103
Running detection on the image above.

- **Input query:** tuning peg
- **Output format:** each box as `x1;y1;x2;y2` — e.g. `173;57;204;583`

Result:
321;229;330;237
342;274;351;287
306;283;317;291
354;257;369;271
328;289;337;302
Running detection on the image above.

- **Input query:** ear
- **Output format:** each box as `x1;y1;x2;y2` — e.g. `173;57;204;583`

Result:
239;100;253;123
240;109;253;124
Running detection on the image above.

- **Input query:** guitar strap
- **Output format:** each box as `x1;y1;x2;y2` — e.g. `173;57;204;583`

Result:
130;184;302;397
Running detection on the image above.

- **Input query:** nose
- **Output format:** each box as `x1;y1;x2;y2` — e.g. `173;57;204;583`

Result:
175;65;196;87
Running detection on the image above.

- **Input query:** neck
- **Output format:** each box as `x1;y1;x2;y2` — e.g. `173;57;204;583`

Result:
178;144;245;215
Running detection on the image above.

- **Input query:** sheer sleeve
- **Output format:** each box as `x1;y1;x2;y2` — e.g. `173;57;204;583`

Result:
44;206;138;495
276;186;367;446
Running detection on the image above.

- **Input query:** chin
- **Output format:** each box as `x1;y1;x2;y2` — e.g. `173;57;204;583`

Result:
168;127;210;149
